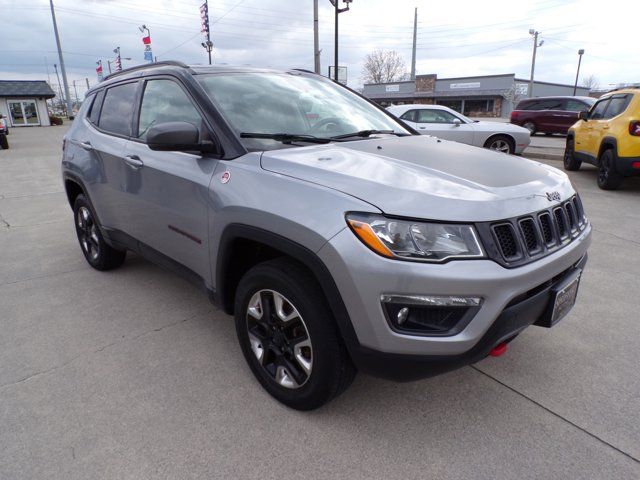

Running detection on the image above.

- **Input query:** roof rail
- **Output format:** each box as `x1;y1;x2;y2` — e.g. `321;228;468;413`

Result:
103;60;189;81
290;68;318;75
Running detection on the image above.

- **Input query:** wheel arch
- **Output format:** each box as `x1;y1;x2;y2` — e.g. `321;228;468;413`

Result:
64;175;86;208
215;224;360;350
598;136;618;160
483;133;516;152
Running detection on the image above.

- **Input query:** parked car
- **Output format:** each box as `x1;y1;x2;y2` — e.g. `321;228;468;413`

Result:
387;104;530;154
510;96;596;135
0;115;9;135
62;62;591;410
564;88;640;190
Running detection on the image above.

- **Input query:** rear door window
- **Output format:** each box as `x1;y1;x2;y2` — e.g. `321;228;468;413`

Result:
590;99;610;120
399;110;417;122
538;99;564;110
98;82;139;136
89;90;105;125
603;95;631;119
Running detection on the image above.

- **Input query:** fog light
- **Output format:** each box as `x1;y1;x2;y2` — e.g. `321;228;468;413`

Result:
397;307;410;325
381;294;482;336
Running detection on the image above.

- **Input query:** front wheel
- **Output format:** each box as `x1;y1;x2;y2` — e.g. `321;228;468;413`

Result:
563;138;581;171
484;135;514;154
234;258;356;410
597;149;624;190
522;121;536;135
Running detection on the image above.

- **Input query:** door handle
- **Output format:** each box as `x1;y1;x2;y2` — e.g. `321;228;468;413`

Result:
602;125;610;129
123;155;144;169
80;141;93;151
419;126;427;129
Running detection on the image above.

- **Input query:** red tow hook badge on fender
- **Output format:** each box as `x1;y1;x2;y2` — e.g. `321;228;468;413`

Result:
489;342;508;357
220;171;231;184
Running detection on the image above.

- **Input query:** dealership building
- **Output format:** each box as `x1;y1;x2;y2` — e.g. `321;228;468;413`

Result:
0;80;56;127
362;73;590;118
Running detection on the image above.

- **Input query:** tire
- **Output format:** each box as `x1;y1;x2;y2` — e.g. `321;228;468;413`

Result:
73;194;126;270
522;121;536;135
484;135;514;154
597;149;624;190
0;135;8;150
563;137;581;171
234;258;356;410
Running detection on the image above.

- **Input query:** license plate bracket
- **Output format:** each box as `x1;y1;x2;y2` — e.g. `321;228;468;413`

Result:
538;269;582;328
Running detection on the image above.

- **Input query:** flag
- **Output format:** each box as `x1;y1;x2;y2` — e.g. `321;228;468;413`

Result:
200;1;209;35
142;36;151;45
96;60;103;81
142;33;153;62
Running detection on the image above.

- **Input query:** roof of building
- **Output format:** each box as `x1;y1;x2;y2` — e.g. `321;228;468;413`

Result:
0;80;56;99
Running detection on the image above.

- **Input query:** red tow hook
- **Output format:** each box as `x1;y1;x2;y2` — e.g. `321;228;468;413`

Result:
489;342;508;357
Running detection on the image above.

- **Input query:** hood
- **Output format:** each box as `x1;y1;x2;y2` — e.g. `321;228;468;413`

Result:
260;135;573;222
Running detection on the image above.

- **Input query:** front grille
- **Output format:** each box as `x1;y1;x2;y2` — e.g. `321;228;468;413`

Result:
477;194;588;268
538;212;555;245
492;224;520;259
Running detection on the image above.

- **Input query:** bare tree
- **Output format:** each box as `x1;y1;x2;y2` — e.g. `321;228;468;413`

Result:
362;50;409;84
581;74;599;91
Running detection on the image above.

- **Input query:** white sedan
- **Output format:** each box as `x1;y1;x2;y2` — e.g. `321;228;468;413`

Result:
387;104;531;154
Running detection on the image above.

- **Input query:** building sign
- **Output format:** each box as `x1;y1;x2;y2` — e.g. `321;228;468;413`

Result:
328;66;348;85
450;82;481;89
515;83;529;95
385;84;400;92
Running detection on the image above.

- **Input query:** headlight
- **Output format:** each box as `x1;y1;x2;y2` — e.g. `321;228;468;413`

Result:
346;213;485;262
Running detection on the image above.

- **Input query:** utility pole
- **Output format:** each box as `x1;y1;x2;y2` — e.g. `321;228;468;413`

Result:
53;63;65;114
330;0;352;82
410;7;417;80
313;0;320;74
49;0;73;117
85;78;90;90
573;49;585;96
200;0;213;64
528;29;543;98
72;80;79;105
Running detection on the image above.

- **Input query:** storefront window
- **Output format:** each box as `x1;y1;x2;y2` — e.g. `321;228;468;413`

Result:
463;99;494;116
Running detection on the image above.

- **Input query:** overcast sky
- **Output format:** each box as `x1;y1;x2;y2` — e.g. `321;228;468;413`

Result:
0;0;636;98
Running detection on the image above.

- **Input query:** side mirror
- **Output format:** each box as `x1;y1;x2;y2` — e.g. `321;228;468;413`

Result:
453;119;462;127
578;110;589;121
146;121;213;153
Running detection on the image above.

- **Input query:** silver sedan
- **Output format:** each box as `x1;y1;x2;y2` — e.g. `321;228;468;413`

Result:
387;104;531;154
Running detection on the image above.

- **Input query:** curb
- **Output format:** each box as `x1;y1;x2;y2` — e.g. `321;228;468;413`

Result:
522;150;563;161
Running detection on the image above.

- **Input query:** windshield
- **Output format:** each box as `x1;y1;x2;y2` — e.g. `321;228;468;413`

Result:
197;72;410;150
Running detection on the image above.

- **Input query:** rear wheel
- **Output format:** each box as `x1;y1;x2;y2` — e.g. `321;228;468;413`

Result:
73;194;126;270
522;121;536;135
484;135;514;154
597;149;624;190
0;135;8;149
234;258;356;410
563;137;581;171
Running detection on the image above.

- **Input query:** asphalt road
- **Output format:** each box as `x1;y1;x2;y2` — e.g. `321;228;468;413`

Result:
1;126;639;480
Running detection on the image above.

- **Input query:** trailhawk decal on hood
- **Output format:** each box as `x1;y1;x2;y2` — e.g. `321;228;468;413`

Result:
260;135;573;222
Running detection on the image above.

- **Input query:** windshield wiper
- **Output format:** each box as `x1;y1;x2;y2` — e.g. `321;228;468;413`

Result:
240;132;331;144
330;129;406;140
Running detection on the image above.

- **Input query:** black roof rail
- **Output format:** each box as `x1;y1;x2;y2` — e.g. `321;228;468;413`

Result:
103;60;189;81
290;68;319;75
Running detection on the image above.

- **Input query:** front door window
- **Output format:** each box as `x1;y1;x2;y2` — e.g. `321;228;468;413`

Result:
7;100;40;126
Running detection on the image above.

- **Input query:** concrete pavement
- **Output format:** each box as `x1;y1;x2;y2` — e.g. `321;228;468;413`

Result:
1;126;639;479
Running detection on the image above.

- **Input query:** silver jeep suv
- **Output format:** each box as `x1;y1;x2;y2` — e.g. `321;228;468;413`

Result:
62;62;591;410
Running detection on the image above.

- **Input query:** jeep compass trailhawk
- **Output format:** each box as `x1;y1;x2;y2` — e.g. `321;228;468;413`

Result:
62;62;591;410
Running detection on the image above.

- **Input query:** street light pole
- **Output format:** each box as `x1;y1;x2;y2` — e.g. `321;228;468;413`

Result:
313;0;320;74
573;49;585;96
528;29;543;98
49;0;73;117
330;0;351;82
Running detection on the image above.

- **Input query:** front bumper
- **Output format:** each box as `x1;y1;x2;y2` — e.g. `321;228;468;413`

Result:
318;222;591;380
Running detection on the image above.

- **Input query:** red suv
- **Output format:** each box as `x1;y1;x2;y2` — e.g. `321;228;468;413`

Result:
510;96;595;135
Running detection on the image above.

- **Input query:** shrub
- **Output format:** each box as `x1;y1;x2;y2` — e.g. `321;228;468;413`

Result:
49;115;63;126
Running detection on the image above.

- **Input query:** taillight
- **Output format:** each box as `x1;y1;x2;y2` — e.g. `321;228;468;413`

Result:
630;121;640;136
511;111;519;121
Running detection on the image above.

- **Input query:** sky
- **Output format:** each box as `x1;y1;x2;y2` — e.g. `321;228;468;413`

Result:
0;0;636;99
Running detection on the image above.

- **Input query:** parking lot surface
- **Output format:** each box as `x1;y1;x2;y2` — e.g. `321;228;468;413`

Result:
1;126;639;479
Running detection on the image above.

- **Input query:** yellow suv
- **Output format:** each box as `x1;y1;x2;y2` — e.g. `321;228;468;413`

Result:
564;88;640;190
